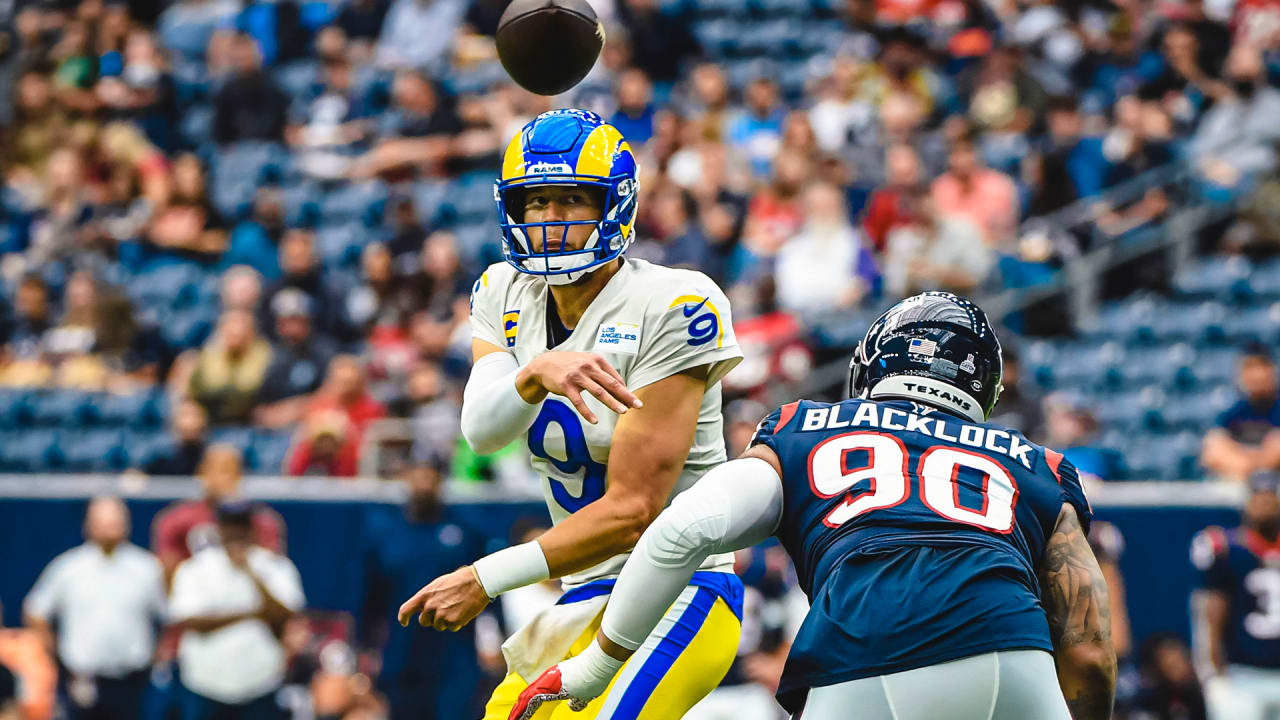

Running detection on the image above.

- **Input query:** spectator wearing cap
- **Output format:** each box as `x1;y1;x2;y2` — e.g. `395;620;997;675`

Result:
152;444;286;582
285;356;386;477
1203;346;1280;482
774;181;878;316
143;399;211;476
186;309;273;425
169;502;305;720
253;289;337;429
359;458;489;719
23;497;165;720
930;126;1019;247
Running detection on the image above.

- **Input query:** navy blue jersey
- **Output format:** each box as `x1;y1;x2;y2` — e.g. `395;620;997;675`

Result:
1191;526;1280;669
750;397;1093;712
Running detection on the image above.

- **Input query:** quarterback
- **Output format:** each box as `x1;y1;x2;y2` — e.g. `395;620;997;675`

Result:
397;109;745;719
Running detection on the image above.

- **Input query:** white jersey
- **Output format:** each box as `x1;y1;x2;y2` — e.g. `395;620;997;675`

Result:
469;258;744;586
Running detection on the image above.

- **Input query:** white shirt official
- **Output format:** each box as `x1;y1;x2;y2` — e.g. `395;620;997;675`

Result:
169;546;305;704
23;542;166;678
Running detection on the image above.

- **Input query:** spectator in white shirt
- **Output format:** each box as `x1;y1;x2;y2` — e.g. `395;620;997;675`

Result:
23;496;166;720
169;502;305;720
774;182;878;316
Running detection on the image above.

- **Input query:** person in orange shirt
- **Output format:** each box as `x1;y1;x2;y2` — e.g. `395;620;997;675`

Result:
930;126;1019;247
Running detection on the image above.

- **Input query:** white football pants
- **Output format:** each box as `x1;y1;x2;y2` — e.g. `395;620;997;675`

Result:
795;650;1071;720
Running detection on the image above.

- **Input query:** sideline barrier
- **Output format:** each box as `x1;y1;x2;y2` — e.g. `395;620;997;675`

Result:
0;477;1245;657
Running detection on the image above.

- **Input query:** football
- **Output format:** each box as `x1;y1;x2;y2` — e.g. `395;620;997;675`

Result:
495;0;604;96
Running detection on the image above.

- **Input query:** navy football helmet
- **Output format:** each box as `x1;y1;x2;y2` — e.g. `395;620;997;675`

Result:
847;292;1003;423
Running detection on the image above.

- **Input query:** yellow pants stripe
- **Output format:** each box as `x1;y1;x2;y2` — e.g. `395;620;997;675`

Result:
483;588;740;719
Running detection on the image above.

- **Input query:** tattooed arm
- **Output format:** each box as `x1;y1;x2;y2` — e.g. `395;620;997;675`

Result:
1040;503;1117;720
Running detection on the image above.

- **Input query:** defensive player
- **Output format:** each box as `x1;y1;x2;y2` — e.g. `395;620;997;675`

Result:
396;108;745;719
512;292;1117;720
1191;473;1280;720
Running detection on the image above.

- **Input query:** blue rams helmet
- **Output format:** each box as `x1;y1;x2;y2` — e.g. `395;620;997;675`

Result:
847;292;1003;423
495;109;639;285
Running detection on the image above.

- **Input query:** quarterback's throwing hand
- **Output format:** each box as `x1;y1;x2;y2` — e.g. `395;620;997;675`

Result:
518;352;642;424
397;566;490;631
508;666;590;720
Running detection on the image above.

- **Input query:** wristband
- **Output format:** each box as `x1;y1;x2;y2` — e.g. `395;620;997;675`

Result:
472;540;551;598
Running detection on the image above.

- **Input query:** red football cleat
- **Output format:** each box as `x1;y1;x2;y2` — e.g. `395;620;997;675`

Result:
508;666;590;720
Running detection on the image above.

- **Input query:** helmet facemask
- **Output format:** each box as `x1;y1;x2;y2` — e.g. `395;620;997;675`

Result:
496;176;635;286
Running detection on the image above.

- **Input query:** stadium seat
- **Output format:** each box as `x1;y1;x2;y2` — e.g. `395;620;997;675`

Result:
0;389;34;428
315;222;368;270
62;429;130;472
161;307;217;351
274;60;320;100
1093;388;1161;433
1248;259;1280;298
411;180;451;227
211;143;289;220
1223;302;1280;345
94;392;157;429
250;429;295;473
319;181;388;227
3;429;61;472
209;426;255;454
31;391;94;428
1172;255;1253;301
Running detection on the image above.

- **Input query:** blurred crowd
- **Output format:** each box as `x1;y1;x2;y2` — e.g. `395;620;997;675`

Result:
4;0;1280;477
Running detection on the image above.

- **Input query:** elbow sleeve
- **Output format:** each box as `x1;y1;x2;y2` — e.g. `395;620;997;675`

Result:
459;352;542;455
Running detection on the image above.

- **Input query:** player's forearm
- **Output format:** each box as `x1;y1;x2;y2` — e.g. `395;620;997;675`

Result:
537;494;662;577
459;351;542;454
1041;506;1116;720
1056;645;1117;720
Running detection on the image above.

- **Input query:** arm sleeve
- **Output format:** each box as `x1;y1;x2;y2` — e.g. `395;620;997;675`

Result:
599;457;784;651
468;268;507;349
628;277;743;391
459;350;543;455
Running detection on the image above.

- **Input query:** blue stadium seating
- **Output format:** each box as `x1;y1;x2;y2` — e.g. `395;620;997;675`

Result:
250;429;295;473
